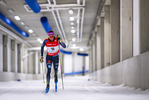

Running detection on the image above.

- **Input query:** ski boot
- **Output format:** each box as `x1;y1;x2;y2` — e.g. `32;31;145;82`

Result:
55;81;58;92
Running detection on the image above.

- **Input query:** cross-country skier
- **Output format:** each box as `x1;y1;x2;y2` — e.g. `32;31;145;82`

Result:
40;31;66;93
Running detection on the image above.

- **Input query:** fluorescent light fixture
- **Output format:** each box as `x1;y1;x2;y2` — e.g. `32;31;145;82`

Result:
71;30;75;33
69;9;74;15
28;29;33;33
70;17;74;21
20;21;25;25
70;22;74;25
79;48;84;51
71;26;74;29
72;38;76;41
37;38;41;42
37;38;43;44
14;16;20;20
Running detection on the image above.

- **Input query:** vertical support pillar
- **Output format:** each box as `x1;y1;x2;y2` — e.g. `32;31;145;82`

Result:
17;43;21;73
140;0;149;53
100;17;105;69
92;37;96;72
133;0;140;56
94;32;97;71
38;51;41;74
11;40;16;72
21;44;24;73
7;37;11;72
3;35;8;72
33;52;35;74
120;0;133;61
35;51;39;74
28;51;34;74
110;0;120;64
83;56;85;75
89;43;93;73
96;26;101;70
23;45;28;74
104;5;111;67
15;42;18;73
0;34;3;72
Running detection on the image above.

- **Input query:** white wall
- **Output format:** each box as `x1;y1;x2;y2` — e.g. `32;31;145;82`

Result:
74;53;83;72
64;53;88;74
85;56;89;71
64;54;72;73
0;34;3;72
133;0;140;56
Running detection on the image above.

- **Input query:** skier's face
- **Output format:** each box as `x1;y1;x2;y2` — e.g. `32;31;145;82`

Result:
49;35;54;41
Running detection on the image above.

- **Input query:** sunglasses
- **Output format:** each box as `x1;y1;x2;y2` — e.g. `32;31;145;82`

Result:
49;35;54;38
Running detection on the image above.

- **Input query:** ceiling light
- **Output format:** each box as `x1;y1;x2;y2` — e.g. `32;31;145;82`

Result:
28;29;33;33
37;38;41;42
20;21;25;25
69;9;74;15
37;38;43;44
14;16;20;20
71;30;75;33
70;17;74;21
72;38;76;41
79;48;84;51
71;27;74;29
70;22;74;25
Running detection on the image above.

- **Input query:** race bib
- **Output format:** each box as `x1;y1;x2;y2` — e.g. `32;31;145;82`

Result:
47;46;59;53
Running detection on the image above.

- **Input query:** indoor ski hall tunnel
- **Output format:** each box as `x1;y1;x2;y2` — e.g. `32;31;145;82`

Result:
0;0;149;100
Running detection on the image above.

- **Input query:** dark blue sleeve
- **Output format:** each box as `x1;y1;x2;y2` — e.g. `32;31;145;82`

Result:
59;42;66;48
41;40;46;57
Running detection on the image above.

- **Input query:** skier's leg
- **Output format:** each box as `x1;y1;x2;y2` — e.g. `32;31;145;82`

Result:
53;55;59;82
46;55;52;90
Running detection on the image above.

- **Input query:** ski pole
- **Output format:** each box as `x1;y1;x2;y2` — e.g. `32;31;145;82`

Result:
59;52;64;90
41;62;45;83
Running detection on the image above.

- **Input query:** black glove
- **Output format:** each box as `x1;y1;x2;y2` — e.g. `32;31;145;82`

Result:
57;35;61;42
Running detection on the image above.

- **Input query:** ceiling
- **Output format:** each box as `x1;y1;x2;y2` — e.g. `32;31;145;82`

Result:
0;0;101;52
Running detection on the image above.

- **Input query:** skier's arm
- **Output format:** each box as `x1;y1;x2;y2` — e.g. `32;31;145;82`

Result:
57;35;66;48
59;42;66;48
41;40;46;57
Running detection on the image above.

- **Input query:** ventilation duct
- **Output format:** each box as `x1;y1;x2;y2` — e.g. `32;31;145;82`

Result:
24;0;41;13
0;13;29;37
77;53;88;56
40;17;52;33
60;49;72;55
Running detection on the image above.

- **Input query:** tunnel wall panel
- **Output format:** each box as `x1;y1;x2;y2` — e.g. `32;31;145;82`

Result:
0;72;42;81
94;51;149;90
110;62;123;85
123;56;141;88
141;52;149;89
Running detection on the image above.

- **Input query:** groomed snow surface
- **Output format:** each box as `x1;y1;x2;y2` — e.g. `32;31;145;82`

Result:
0;75;149;100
